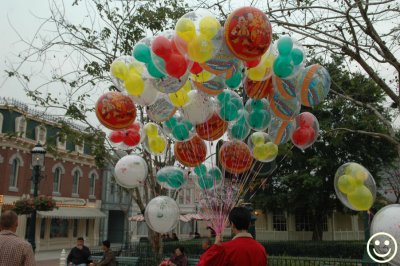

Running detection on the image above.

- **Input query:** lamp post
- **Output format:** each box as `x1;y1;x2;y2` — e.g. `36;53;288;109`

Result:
28;143;46;252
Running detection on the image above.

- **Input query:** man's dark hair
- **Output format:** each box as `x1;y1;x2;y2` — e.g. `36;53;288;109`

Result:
102;240;111;248
228;207;251;230
77;237;84;241
0;210;18;229
177;246;185;254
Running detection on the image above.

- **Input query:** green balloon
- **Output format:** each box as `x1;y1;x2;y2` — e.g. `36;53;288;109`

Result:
231;97;243;109
172;124;189;140
194;164;207;177
291;48;304;65
225;71;242;89
182;120;193;131
220;102;239;121
165;116;177;128
167;171;185;189
208;168;222;181
250;99;264;110
133;43;152;63
199;176;213;190
236;110;247;125
277;36;293;56
248;109;271;129
217;90;230;103
273;56;293;78
231;123;249;140
156;174;168;182
147;60;165;78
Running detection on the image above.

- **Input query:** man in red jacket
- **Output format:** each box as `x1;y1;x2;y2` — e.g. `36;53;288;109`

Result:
197;207;267;266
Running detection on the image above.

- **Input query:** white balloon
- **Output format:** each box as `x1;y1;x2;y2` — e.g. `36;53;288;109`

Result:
114;155;148;188
370;204;400;265
144;196;179;233
182;90;214;125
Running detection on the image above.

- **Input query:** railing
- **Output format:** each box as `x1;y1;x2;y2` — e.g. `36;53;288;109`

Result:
255;230;365;241
0;97;87;131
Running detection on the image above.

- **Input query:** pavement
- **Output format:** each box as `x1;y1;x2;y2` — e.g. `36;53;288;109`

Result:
35;249;65;266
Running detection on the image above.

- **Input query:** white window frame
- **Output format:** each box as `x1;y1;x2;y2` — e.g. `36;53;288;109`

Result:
8;153;24;192
53;168;62;195
71;166;83;197
75;142;84;154
15;116;27;138
88;170;99;199
35;125;47;144
56;135;66;150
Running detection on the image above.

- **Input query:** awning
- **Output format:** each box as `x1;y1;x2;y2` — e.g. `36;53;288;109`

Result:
37;208;106;219
128;214;191;222
183;213;208;221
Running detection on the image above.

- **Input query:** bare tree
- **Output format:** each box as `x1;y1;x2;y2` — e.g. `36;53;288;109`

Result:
383;167;400;203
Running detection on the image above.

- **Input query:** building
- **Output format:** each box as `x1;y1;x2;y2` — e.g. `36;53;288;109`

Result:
0;98;105;251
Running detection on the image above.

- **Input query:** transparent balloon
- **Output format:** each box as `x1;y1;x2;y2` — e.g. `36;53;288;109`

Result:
155;71;190;94
217;89;244;122
268;116;295;145
145;196;180;234
248;132;278;162
114;155;148;188
272;36;306;79
193;164;222;190
227;109;251;141
129;79;160;106
370;204;400;265
244;98;272;131
147;94;177;123
296;64;331;108
174;135;207;167
132;36;166;79
163;110;195;141
168;80;192;107
290;112;319;150
219;140;253;174
108;122;144;149
156;166;186;190
272;75;298;100
143;122;168;155
334;162;376;211
174;9;223;63
182;90;215;125
246;49;275;81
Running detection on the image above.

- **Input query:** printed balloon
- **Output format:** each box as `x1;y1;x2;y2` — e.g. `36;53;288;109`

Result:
174;135;207;167
268;116;295;145
297;64;331;107
145;196;179;233
244;77;274;100
219;140;253;174
196;112;228;141
114;155;148;188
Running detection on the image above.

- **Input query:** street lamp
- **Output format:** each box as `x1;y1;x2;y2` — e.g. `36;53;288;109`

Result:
28;143;46;252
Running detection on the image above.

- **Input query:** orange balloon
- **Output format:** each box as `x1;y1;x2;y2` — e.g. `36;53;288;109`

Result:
196;113;228;141
244;77;274;100
174;136;207;167
219;140;253;174
96;92;136;130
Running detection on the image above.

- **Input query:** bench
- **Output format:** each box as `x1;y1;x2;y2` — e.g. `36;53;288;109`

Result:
188;258;199;266
91;255;140;266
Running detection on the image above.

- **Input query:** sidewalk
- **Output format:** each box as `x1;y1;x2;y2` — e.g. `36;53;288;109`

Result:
36;249;64;266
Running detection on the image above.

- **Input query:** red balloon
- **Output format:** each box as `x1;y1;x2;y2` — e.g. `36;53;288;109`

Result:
128;122;141;132
174;136;207;167
166;53;188;78
292;127;315;147
245;58;261;68
95;92;136;130
196;113;228;141
298;112;315;128
190;62;203;75
219;140;253;174
109;131;125;143
152;36;172;59
123;130;141;146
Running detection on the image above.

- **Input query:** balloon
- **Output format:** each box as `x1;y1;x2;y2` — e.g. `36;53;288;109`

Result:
109;131;125;143
188;34;214;63
144;122;159;137
246;50;275;81
277;36;293;56
169;81;191;107
95;92;136;130
297;64;331;108
152;35;172;59
291;112;319;150
147;60;166;79
144;196;179;234
227;110;251;140
248;132;278;162
273;35;305;79
148;135;167;154
224;6;272;61
114;155;148;188
165;53;188;78
182;90;215;125
370;204;400;265
199;16;221;40
269;89;301;121
123;129;141;147
225;71;242;89
124;72;145;96
272;75;298;100
174;136;207;167
268;116;295;145
192;75;225;95
196;112;228;141
133;43;152;63
156;166;186;189
244;77;274;99
244;98;271;131
129;79;160;106
175;18;196;42
110;60;128;80
190;62;203;75
334;162;376;211
147;94;177;122
194;164;222;190
219;140;253;174
245;59;261;68
217;90;244;122
110;56;147;93
291;48;304;65
163;111;195;141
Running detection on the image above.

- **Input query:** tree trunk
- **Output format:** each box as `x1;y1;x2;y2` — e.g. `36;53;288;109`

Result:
148;229;163;264
312;214;324;241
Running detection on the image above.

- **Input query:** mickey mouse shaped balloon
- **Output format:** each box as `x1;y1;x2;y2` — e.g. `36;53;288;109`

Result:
291;112;319;150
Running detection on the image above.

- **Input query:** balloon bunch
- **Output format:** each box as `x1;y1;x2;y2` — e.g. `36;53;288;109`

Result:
133;38;165;79
334;163;376;211
110;56;146;96
217;90;243;122
291;112;319;150
163;111;194;141
156;166;186;189
109;122;143;147
245;99;271;131
273;36;305;79
194;164;222;190
143;123;167;155
248;132;278;162
169;81;191;107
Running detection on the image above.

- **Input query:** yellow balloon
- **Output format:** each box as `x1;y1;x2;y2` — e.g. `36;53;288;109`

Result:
347;185;373;210
337;174;358;194
169;90;189;107
188;35;214;63
176;18;196;43
128;63;144;75
144;123;158;137
182;80;192;92
125;74;144;96
111;61;128;80
344;163;369;184
251;132;265;146
149;136;166;154
264;142;278;159
199;16;220;40
253;145;269;161
248;66;267;81
191;71;212;82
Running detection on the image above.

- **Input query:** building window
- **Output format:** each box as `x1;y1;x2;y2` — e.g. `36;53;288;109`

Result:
75;142;84;154
73;219;78;237
72;170;80;195
56;136;66;150
137;221;148;236
295;211;328;231
86;219;90;237
40;219;46;239
273;212;287;231
15;116;27;137
35;125;47;144
89;174;96;196
50;218;69;238
53;167;62;193
9;158;20;189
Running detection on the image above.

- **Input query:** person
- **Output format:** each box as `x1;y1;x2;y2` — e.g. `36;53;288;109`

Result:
168;246;188;266
0;210;35;266
197;207;267;266
171;233;179;241
67;237;92;266
89;240;116;266
201;238;211;252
